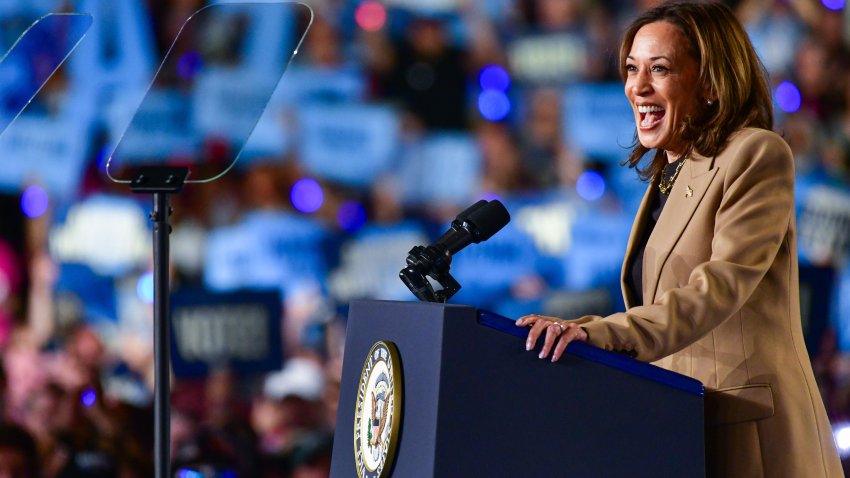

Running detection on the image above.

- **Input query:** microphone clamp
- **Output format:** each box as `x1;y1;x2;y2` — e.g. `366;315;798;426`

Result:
399;244;461;303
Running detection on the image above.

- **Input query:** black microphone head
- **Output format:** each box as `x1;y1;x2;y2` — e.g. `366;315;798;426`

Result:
456;200;488;222
466;200;510;242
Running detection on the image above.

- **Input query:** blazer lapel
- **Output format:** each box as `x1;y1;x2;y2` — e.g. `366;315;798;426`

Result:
643;153;719;304
620;181;657;309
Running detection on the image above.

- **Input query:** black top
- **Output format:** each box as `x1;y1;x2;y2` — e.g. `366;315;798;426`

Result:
626;157;685;305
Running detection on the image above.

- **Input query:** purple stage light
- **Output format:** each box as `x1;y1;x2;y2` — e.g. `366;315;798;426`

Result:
81;387;97;407
821;0;844;11
176;470;204;478
291;178;324;213
479;65;510;91
775;81;801;113
21;185;49;218
478;90;510;121
576;171;606;201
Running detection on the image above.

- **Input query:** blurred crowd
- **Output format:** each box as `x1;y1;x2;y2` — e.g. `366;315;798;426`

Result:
0;0;848;476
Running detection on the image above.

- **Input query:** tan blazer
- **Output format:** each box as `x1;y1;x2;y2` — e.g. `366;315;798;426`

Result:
575;128;843;477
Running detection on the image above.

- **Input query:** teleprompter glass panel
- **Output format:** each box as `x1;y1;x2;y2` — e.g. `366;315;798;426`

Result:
0;13;93;137
106;2;313;184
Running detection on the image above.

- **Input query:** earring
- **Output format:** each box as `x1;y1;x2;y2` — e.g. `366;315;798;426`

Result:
707;99;714;106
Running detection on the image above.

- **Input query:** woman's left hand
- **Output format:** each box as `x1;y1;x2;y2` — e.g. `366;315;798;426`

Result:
516;314;588;362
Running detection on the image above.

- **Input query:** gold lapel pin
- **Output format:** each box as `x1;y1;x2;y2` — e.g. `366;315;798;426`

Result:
685;185;693;198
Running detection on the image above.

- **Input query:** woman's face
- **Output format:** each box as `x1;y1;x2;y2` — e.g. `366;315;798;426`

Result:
624;21;703;158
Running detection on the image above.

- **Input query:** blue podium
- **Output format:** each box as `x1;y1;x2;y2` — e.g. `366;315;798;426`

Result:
330;300;705;478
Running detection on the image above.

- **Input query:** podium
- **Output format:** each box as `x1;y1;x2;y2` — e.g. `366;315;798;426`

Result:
330;300;705;478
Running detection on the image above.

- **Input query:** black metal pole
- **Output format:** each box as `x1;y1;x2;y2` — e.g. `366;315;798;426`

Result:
152;191;171;478
130;167;188;478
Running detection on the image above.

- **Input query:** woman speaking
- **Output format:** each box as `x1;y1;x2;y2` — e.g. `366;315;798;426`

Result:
517;2;843;476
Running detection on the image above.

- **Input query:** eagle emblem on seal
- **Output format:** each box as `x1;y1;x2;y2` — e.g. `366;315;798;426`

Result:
354;341;402;478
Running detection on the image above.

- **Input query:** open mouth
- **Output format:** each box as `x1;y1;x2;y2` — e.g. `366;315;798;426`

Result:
637;105;665;129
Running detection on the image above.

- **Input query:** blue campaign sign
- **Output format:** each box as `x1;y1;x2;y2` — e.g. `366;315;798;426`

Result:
54;263;118;324
193;68;283;147
507;32;588;84
398;132;481;207
609;165;649;212
169;288;283;377
797;184;850;267
562;209;632;291
563;82;635;164
0;1;58;15
450;221;542;309
207;0;298;73
275;65;366;106
69;0;156;90
204;210;330;296
506;191;583;258
49;194;150;276
298;103;400;187
235;66;368;164
328;221;431;302
0;114;90;198
107;89;198;163
501;191;592;288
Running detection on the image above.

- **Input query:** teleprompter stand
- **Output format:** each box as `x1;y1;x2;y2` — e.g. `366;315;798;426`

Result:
130;166;189;478
102;5;313;476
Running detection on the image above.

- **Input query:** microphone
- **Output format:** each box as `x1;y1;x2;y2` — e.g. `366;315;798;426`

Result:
400;199;510;302
434;199;510;254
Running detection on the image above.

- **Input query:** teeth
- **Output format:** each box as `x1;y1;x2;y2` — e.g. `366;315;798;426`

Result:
637;105;664;113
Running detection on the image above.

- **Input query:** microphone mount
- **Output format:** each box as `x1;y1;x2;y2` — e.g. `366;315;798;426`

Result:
400;243;460;303
399;199;510;303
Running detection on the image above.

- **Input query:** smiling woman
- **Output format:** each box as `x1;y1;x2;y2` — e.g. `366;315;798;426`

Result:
516;2;843;477
624;21;704;159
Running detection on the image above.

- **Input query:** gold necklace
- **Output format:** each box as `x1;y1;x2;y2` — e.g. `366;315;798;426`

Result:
658;157;686;195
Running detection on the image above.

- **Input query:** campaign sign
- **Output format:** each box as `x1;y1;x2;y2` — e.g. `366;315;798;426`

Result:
0;114;89;198
54;263;118;324
169;288;283;377
398;132;481;207
508;32;587;84
204;210;330;296
383;0;461;12
275;66;366;106
107;88;197;163
798;184;850;267
49;194;150;277
193;68;282;149
298;103;400;188
563;83;635;164
562;210;631;290
450;220;541;309
66;0;157;91
328;221;431;302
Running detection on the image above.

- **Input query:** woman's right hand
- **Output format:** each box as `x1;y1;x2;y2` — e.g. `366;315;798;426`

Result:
516;314;588;362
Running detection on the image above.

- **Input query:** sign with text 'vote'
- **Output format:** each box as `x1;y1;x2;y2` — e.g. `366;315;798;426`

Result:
169;289;283;377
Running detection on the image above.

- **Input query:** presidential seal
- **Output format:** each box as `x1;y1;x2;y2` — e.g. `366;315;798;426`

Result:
354;341;402;478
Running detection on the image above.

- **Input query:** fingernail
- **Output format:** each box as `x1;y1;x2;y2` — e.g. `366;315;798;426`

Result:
526;341;531;351
538;351;544;359
551;355;557;363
